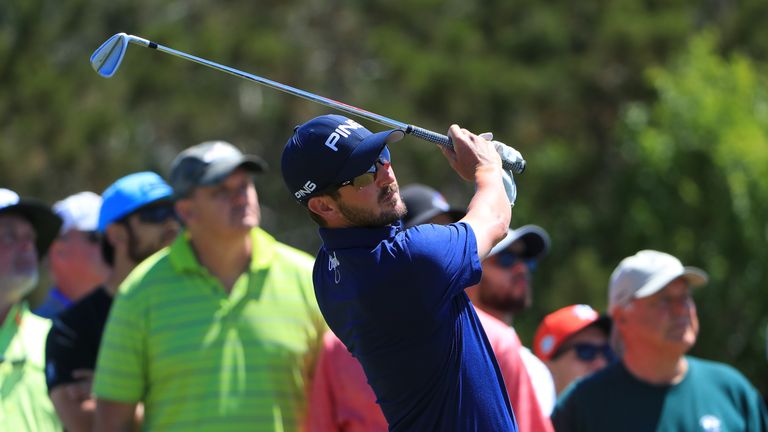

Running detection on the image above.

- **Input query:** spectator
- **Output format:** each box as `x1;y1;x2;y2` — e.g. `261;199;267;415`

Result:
45;172;178;432
533;304;613;395
466;224;557;415
307;183;552;432
0;188;62;431
92;142;325;431
281;115;519;431
552;250;768;431
35;191;109;318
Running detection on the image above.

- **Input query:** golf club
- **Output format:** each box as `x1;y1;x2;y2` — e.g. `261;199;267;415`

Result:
90;32;526;174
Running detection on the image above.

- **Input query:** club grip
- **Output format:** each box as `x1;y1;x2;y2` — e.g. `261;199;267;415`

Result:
407;126;526;174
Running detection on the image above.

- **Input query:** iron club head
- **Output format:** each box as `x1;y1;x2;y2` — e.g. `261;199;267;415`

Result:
90;33;128;78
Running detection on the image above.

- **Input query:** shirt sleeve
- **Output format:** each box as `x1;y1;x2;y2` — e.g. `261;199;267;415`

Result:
44;317;81;391
92;281;147;403
402;222;482;305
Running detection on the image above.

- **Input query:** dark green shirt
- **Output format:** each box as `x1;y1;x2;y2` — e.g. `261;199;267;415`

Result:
552;356;768;432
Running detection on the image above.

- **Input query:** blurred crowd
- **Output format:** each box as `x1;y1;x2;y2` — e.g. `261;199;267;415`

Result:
1;126;766;431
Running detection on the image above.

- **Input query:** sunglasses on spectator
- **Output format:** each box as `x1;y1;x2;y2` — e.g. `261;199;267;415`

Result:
133;204;176;224
492;250;537;272
555;343;615;363
336;147;391;190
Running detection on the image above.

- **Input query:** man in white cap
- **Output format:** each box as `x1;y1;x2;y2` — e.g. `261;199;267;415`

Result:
35;191;109;318
552;250;768;431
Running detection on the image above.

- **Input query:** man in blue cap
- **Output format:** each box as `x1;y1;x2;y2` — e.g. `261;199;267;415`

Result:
45;172;179;432
281;115;520;431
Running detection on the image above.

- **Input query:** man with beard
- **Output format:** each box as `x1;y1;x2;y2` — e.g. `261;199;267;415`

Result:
466;225;557;415
552;250;768;431
0;188;62;431
45;171;178;432
306;183;552;432
93;142;325;432
281;115;520;431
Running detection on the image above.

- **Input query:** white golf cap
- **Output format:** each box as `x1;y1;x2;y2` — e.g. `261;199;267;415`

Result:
608;250;708;311
53;191;102;234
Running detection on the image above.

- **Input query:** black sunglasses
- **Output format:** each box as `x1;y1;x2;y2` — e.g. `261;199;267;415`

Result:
134;204;176;224
493;250;537;272
336;147;391;190
557;343;615;363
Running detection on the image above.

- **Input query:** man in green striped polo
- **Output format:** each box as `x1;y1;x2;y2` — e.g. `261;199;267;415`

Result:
93;141;326;431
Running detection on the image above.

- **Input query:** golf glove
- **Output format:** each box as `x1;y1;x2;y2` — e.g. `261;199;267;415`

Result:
480;132;518;206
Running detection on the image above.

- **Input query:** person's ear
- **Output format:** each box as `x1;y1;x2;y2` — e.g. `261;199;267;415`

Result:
174;199;193;225
308;196;339;221
105;223;128;249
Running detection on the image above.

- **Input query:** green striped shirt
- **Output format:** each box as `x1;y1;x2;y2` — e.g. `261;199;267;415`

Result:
93;228;325;431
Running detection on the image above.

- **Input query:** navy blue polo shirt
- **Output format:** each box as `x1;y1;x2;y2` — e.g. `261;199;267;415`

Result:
314;222;518;432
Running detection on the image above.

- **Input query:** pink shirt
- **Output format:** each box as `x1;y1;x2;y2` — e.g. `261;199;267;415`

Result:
307;307;553;432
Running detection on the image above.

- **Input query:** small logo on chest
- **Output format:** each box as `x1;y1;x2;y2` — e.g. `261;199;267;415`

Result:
328;252;341;283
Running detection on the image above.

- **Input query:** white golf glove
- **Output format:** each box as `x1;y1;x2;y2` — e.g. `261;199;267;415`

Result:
480;132;518;206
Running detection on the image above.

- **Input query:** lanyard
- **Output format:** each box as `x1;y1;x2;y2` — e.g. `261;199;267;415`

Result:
0;303;28;367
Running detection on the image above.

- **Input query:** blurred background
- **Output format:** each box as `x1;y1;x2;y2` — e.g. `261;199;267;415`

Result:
2;0;766;394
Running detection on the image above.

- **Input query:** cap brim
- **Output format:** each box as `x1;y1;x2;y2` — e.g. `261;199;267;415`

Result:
634;266;709;299
489;225;551;258
331;129;404;185
0;200;62;259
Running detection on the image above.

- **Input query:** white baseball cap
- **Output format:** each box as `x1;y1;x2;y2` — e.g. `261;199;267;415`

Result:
53;191;102;234
608;250;708;311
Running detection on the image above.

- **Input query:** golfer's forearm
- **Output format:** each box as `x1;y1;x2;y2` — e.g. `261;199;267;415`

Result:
464;165;511;257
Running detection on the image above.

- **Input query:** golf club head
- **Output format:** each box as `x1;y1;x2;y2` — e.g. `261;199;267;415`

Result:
90;33;128;78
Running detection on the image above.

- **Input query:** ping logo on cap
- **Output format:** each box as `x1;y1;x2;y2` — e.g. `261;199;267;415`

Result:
324;119;364;151
294;181;318;200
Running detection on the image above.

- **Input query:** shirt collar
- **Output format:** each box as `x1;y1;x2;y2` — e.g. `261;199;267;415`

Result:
319;222;402;250
169;227;275;274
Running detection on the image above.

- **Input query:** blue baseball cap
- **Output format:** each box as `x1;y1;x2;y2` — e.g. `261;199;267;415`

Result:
280;114;404;203
98;172;174;232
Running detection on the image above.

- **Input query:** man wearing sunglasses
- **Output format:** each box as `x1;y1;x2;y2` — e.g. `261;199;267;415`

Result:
533;304;612;396
45;171;178;432
307;183;552;432
552;250;768;431
35;191;110;319
93;142;325;432
281;115;520;431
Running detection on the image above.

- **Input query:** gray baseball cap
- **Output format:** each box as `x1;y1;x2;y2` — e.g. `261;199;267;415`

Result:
608;250;708;311
489;225;551;259
169;141;267;198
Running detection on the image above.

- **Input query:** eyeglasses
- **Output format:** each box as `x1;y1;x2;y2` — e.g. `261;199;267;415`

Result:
556;343;615;363
336;147;391;190
134;204;176;224
492;250;537;272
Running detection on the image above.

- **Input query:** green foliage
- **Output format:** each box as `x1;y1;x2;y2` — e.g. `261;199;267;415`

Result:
616;32;768;387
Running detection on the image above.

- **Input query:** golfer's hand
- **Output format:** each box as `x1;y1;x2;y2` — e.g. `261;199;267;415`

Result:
441;125;502;182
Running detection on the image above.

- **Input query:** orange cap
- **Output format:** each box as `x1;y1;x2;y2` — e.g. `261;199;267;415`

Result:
533;304;610;361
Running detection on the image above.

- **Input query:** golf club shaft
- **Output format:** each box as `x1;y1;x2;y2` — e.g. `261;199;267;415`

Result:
124;35;525;174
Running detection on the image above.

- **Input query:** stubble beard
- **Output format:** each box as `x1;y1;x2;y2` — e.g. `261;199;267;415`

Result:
337;184;407;227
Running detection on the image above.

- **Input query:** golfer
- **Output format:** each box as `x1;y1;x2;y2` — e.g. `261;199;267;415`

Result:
281;114;518;431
